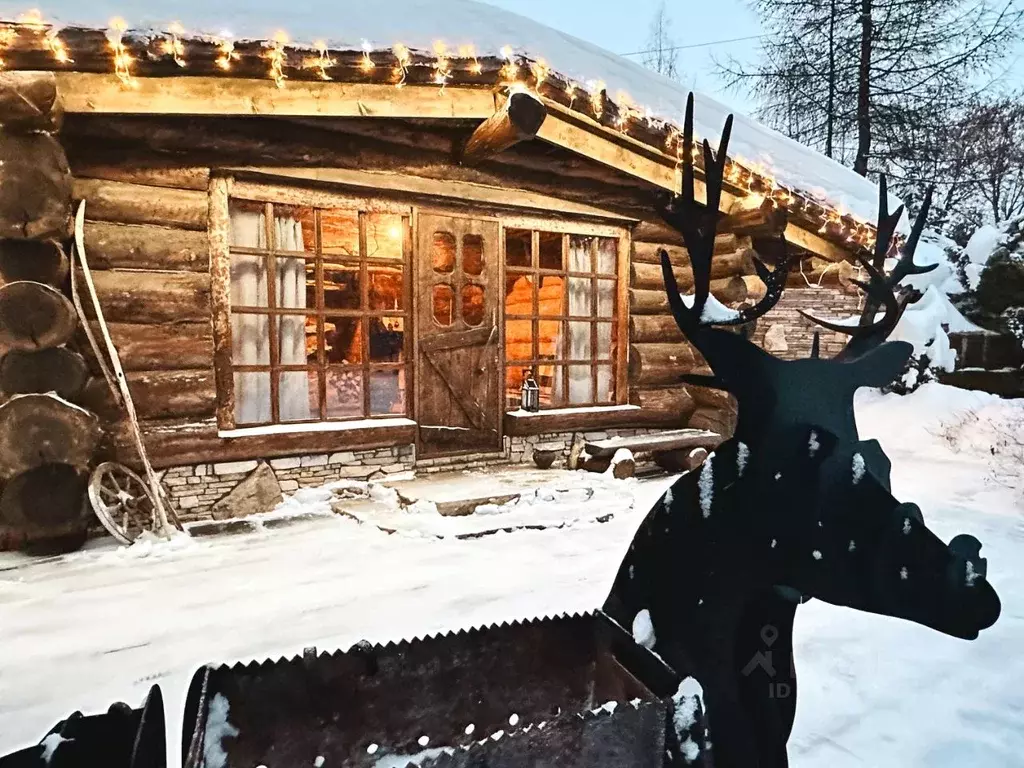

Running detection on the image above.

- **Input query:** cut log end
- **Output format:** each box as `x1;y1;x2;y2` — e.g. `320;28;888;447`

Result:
0;347;89;400
0;393;101;479
0;281;78;350
0;239;69;286
0;464;90;554
462;91;548;164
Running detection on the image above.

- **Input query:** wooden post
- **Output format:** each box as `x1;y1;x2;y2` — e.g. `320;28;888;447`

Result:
462;91;548;165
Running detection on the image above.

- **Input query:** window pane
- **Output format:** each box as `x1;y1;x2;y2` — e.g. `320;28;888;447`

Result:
231;313;270;364
273;206;314;253
505;228;531;267
365;213;404;260
597;279;616;319
538;276;564;361
325;367;363;419
279;369;317;422
597;237;617;275
568;276;592;316
369;318;404;362
229;200;267;249
325;317;363;364
596;364;615;403
536;364;564;407
505;273;535;316
304;317;320;363
462;284;485;326
432;284;455;326
275;255;309;310
539;231;562;270
276;313;310;366
506;365;529;409
233;370;271;425
596;322;614;360
505;318;533;362
323;260;361;310
322;210;360;257
568;235;593;272
230;254;268;307
463;234;484;276
370;368;406;415
432;232;456;273
369;265;404;311
568;321;592;360
568;364;593;404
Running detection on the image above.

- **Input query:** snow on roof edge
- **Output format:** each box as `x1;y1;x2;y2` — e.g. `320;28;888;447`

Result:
9;0;900;229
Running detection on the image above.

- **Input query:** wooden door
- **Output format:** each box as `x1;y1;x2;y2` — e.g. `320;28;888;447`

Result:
416;212;501;457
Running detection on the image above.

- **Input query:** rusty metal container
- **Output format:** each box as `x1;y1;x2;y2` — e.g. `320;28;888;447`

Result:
181;612;681;768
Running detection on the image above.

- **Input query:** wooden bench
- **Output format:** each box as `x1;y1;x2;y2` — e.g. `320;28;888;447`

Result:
581;428;724;475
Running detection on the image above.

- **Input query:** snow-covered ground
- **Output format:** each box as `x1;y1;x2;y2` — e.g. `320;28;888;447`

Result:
0;384;1021;767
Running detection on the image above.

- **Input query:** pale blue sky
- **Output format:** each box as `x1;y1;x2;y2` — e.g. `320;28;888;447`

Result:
480;0;764;113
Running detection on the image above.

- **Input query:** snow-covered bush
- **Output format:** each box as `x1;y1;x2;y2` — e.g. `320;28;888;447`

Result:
950;215;1024;341
883;352;939;395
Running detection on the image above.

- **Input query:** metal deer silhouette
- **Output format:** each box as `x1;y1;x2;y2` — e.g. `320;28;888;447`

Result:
602;94;1001;768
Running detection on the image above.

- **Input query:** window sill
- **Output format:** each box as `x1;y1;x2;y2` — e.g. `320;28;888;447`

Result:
218;417;417;439
503;404;642;437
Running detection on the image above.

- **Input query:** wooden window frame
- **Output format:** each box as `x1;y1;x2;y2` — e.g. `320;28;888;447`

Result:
210;178;413;430
500;215;630;411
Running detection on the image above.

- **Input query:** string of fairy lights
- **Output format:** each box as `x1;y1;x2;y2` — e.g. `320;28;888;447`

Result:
0;10;881;252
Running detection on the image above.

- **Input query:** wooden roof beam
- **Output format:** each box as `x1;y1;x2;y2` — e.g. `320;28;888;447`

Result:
461;90;547;165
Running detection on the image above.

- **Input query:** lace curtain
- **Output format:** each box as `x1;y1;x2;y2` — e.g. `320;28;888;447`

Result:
230;209;310;424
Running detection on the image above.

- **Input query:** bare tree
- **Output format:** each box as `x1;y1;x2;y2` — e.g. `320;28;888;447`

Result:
642;2;680;80
720;0;1024;195
963;94;1024;222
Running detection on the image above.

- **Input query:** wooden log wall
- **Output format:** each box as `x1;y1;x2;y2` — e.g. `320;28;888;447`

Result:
0;72;98;553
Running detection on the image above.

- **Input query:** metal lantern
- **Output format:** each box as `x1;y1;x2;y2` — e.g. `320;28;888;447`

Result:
521;369;540;412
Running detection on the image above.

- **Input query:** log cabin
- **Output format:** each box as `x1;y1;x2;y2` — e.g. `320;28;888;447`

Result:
0;0;888;527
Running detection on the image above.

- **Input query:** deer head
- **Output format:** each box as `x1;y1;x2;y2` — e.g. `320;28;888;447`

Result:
653;95;999;639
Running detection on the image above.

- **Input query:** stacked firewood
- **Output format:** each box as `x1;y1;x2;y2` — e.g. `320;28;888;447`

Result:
0;72;100;554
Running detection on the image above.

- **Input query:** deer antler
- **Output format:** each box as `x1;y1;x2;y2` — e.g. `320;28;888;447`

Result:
800;178;937;360
660;94;793;336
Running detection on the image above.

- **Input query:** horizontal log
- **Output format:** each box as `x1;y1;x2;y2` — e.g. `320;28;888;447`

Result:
0;347;88;400
688;385;736;411
631;234;745;263
629;277;748;314
503;405;682;436
79;369;217;421
0;71;62;132
688;405;737;439
0;239;69;286
629;342;706;386
630;252;754;290
84;270;211;323
632;220;685;246
83;220;209;271
72;178;208;231
630;386;696;425
102;417;418;470
722;195;788;238
0;393;101;479
0;133;71;240
629;314;686;344
0;281;78;350
70;163;212;191
85;322;215;371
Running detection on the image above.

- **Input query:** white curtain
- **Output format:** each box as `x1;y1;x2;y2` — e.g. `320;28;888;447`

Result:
567;237;593;404
229;210;310;424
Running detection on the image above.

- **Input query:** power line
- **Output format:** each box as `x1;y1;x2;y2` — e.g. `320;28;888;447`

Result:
620;34;766;57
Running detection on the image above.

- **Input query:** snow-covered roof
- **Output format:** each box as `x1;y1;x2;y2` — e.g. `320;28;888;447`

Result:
4;0;898;230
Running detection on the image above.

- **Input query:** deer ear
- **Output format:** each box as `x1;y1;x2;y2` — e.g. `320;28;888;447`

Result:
851;341;913;388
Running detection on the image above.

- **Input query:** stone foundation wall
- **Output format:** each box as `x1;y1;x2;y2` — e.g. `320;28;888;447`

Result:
160;426;669;522
752;286;863;360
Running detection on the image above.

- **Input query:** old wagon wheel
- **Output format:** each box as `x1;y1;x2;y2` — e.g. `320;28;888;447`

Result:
88;462;169;545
